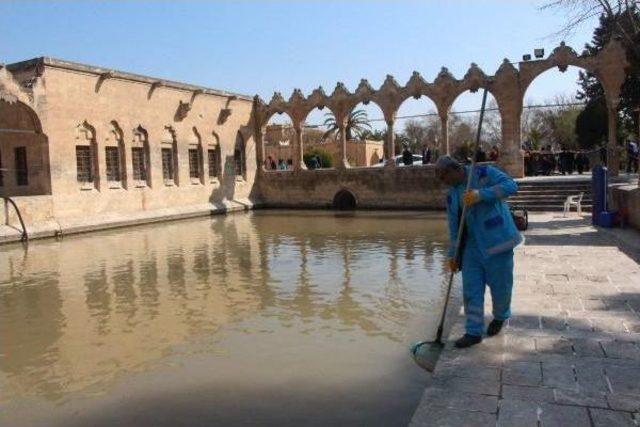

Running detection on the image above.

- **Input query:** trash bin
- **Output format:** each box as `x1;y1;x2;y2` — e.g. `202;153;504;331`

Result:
597;211;617;228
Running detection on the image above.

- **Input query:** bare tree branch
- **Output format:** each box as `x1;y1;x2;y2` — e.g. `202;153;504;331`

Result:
542;0;640;66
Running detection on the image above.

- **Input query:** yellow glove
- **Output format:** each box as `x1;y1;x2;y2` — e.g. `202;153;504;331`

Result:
445;257;459;273
463;190;481;206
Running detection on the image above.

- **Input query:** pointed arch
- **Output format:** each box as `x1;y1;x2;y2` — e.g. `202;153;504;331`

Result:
234;131;246;179
0;99;51;195
132;124;151;187
207;130;222;181
189;126;205;184
161;125;179;186
105;120;127;187
75;120;99;190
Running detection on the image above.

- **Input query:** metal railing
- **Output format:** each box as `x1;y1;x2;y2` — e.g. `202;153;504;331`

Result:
3;197;28;242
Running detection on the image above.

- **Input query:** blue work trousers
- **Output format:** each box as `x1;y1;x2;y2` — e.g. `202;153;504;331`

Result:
461;241;514;337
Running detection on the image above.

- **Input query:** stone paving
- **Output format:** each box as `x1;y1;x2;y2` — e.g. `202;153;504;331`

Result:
410;213;640;427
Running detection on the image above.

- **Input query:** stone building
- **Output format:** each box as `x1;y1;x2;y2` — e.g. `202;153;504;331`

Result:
263;124;383;168
0;58;257;237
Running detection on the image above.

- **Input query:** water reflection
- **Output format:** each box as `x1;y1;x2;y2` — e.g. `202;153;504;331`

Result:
0;210;450;425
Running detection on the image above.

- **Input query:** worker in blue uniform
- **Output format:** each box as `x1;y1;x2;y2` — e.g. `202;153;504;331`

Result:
435;156;522;348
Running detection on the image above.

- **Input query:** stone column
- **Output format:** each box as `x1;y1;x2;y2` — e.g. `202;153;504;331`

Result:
255;126;265;173
123;130;134;189
293;124;306;171
607;106;619;176
385;119;396;167
92;130;103;191
439;113;449;156
500;108;524;178
338;121;349;169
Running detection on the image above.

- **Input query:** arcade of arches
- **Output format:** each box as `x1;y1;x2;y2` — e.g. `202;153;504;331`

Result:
253;40;629;178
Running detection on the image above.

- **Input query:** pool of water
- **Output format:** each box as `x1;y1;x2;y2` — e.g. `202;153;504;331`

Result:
0;210;453;427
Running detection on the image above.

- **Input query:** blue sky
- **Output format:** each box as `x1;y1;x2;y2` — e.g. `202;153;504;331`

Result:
0;1;598;127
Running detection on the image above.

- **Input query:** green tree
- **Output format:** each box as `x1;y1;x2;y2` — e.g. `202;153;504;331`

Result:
543;1;640;71
359;128;387;141
575;8;640;136
322;109;372;141
303;148;333;168
576;101;608;148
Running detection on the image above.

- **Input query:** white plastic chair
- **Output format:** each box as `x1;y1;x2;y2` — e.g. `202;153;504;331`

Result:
563;192;584;217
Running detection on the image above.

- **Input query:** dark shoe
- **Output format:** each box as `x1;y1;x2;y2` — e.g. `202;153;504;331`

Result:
454;334;482;348
487;319;505;337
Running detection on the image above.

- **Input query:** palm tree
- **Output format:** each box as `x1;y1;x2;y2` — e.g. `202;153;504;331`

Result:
322;109;372;141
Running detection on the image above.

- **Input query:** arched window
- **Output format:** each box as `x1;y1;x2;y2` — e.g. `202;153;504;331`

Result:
105;120;126;188
207;131;221;182
75;121;99;190
161;126;179;186
0;99;51;196
132;125;151;187
264;112;294;171
234;132;246;178
188;127;204;184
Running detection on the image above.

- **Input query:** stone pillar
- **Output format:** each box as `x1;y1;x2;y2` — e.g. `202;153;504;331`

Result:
385;119;396;167
293;124;306;171
607;106;619;176
92;130;103;191
439;113;449;156
123;131;134;189
338;121;349;169
500;109;524;178
255;126;265;172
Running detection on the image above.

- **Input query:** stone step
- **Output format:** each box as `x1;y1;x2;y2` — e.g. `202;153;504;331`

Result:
508;204;592;212
517;190;591;196
511;194;592;200
517;185;592;191
508;179;596;212
510;202;593;209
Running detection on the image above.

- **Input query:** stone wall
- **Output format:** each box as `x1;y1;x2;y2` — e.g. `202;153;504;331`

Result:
258;165;446;209
611;185;640;230
1;195;55;225
1;58;259;234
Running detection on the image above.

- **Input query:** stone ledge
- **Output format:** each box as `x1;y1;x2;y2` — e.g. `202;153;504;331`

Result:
0;199;261;244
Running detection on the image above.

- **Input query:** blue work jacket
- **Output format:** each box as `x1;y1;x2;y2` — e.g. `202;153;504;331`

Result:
446;164;522;260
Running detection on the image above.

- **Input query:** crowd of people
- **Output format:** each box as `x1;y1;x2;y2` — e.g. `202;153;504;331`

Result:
522;138;639;176
265;138;640;174
265;156;293;171
474;146;500;163
399;144;500;166
523;145;592;176
265;154;327;170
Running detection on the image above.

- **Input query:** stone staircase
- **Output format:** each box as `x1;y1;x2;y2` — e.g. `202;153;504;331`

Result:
509;178;592;212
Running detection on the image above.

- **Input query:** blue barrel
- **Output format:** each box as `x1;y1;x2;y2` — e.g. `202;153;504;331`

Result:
591;165;608;225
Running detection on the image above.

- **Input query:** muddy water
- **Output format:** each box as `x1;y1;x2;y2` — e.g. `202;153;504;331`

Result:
0;210;452;427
